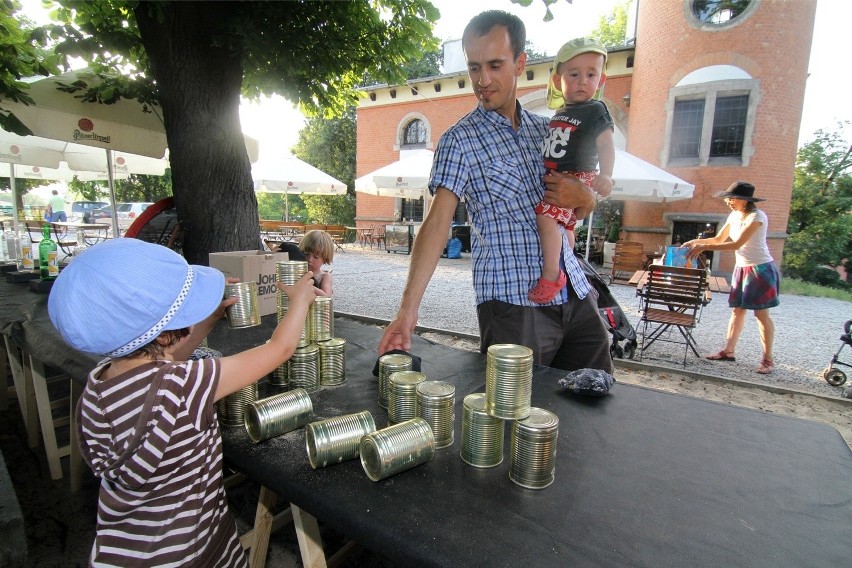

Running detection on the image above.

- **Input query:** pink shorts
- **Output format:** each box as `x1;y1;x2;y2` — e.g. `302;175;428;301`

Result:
534;170;597;230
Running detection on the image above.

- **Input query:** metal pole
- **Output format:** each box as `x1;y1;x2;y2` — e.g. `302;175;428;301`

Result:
584;209;594;262
106;149;120;237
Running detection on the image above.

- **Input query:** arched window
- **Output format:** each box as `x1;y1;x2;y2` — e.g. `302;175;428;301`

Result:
402;119;427;146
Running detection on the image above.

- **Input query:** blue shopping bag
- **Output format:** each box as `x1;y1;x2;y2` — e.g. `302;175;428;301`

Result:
664;245;696;268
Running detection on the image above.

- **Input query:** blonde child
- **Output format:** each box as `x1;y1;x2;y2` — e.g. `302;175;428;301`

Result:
48;238;316;567
299;229;334;296
530;37;615;304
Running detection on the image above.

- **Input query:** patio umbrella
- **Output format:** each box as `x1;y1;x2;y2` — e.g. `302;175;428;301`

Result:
584;149;695;260
252;155;347;221
1;162;130;183
354;149;434;200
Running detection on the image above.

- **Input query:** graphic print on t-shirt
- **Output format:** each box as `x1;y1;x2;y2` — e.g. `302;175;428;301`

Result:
542;117;580;170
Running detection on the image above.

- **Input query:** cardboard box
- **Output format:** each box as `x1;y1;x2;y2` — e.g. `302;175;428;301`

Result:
209;250;289;316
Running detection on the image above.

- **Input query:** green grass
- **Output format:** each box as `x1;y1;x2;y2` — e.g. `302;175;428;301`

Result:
783;278;852;302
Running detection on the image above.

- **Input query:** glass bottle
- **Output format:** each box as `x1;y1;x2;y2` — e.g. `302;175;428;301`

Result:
38;224;58;280
18;225;34;272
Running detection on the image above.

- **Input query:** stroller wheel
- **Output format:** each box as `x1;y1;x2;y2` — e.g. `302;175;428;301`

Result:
623;342;637;360
823;368;847;386
611;343;624;359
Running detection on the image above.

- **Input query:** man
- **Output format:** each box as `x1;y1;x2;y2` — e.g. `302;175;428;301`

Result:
378;10;613;373
49;189;67;222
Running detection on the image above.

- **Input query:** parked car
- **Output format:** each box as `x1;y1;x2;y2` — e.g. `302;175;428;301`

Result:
116;202;153;230
74;201;109;223
89;205;113;225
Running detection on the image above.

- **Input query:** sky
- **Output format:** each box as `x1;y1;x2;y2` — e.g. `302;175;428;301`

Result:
16;0;852;160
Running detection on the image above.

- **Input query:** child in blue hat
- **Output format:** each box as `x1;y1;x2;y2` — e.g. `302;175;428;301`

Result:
530;37;615;304
48;238;316;567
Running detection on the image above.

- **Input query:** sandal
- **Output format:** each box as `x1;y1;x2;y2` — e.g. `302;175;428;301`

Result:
706;350;736;361
528;271;567;304
756;357;774;374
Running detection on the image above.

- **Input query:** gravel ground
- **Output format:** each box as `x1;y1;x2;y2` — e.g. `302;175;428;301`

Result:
331;245;852;400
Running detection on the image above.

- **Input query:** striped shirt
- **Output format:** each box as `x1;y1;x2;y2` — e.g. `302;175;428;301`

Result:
77;358;246;568
429;102;591;306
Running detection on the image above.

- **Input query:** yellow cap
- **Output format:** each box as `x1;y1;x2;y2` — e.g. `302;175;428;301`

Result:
546;37;608;110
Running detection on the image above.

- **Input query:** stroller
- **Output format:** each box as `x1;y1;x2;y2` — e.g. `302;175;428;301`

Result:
823;319;852;386
575;254;638;360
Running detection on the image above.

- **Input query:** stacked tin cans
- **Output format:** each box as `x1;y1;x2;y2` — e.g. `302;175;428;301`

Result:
276;260;310;347
308;296;334;341
416;380;455;449
460;392;504;468
387;370;425;425
377;353;412;409
318;338;346;386
217;382;259;427
288;343;320;393
485;344;533;420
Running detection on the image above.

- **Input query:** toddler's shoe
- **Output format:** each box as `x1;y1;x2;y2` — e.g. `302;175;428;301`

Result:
528;272;567;304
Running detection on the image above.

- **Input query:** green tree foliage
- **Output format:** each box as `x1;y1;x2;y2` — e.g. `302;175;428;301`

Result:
1;0;439;263
783;125;852;287
590;0;630;47
291;105;356;225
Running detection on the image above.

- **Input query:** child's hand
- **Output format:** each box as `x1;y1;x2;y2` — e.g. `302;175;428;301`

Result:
278;271;317;307
593;175;613;197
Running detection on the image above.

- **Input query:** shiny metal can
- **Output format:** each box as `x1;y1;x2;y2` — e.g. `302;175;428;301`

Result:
360;418;435;482
387;370;425;425
308;296;334;342
224;281;262;328
288;343;319;393
416;380;455;449
377;353;412;409
270;359;289;388
217;382;258;427
509;407;559;489
460;392;504;468
305;411;376;469
485;344;533;420
317;338;346;386
276;260;309;346
244;388;313;443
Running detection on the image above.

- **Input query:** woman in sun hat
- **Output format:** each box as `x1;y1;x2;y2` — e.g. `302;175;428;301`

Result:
683;181;780;374
48;238;316;567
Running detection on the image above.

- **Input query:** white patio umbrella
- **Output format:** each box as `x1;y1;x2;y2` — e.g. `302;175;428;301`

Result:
252;155;347;221
354;149;434;200
1;162;130;183
584;148;695;260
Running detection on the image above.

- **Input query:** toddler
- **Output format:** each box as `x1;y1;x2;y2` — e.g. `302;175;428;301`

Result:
530;37;615;303
299;229;334;296
48;238;316;567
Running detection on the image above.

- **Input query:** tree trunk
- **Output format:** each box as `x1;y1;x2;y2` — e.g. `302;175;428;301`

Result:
135;1;258;265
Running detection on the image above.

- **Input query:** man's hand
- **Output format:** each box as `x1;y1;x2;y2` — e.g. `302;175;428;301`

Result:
378;312;417;354
543;171;596;215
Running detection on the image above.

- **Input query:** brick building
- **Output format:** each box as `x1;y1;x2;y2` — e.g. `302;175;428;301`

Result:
355;0;816;273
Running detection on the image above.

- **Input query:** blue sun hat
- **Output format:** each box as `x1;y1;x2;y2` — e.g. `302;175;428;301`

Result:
546;37;608;109
48;238;225;356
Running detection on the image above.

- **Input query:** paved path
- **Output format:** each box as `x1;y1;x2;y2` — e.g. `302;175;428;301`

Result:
331;246;851;399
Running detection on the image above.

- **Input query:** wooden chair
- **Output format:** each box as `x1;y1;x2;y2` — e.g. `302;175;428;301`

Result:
370;224;386;250
610;240;644;282
637;265;707;366
325;224;348;252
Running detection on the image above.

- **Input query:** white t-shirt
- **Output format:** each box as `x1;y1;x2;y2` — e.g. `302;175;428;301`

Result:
726;208;773;267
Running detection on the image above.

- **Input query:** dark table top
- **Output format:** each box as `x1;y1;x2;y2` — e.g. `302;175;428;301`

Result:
3;275;851;567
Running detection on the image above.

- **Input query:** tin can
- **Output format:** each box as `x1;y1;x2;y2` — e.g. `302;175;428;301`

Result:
485;344;533;420
460;392;504;468
217;382;259;427
276;260;309;346
244;388;313;443
377;353;412;409
224;282;262;328
509;407;559;489
305;411;376;469
270;359;289;388
288;343;319;393
308;296;334;342
317;338;346;386
360;418;435;482
416;380;455;449
387;370;425;425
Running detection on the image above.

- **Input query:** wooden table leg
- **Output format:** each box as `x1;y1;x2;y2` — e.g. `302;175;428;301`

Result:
246;485;277;568
292;503;328;568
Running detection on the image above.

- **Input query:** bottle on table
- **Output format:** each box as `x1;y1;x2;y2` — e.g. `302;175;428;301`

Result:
38;224;58;280
18;225;34;272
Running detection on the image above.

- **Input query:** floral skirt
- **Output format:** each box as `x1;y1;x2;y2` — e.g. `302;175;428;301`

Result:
728;261;781;310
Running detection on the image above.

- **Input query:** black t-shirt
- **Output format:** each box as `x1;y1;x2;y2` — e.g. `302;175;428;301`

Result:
542;100;613;172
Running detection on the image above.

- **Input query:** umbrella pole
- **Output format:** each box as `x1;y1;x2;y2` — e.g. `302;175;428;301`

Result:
106;149;120;237
285;190;289;222
584;210;594;262
9;164;20;233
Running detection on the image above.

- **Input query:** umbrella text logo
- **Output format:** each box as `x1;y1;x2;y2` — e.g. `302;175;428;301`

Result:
73;117;111;144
